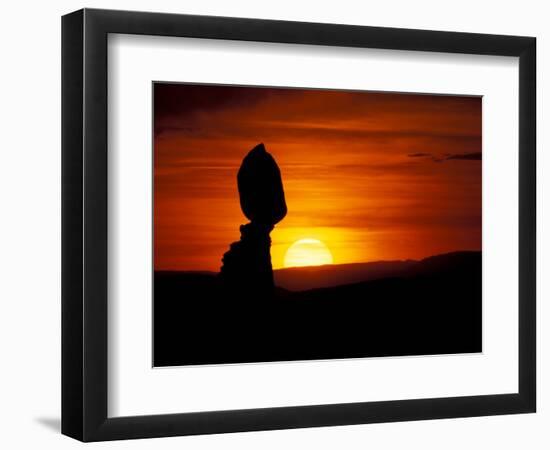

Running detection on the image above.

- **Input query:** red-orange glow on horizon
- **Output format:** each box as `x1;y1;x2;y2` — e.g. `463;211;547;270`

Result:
154;84;481;271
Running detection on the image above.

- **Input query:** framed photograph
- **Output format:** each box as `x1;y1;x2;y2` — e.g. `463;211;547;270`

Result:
62;8;536;442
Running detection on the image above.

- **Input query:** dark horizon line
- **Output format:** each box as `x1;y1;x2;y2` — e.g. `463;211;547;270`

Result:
155;249;482;274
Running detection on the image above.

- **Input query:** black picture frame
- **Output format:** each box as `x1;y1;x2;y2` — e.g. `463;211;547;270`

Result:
62;8;536;442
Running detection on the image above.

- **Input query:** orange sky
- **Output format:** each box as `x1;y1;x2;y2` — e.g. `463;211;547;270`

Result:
154;83;481;271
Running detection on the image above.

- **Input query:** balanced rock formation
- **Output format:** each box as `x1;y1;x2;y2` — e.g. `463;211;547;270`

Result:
238;143;287;226
220;143;287;295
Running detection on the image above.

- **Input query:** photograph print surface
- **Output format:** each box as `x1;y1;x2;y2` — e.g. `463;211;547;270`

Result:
153;83;482;367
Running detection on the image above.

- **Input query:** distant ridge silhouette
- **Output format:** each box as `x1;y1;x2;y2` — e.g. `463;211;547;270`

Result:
167;251;479;291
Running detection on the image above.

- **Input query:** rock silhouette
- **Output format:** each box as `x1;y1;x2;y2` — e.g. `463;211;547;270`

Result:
238;143;287;225
219;143;287;294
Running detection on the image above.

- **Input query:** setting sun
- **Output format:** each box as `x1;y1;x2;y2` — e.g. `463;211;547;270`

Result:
283;239;334;268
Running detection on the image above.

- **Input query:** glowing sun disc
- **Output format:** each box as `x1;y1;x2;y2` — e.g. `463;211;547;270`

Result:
283;238;334;268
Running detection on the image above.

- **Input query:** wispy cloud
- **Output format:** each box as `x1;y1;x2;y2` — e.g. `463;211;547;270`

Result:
407;152;482;163
407;152;432;158
446;152;482;161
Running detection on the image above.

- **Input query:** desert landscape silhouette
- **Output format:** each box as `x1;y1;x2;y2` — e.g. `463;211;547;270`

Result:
154;143;481;367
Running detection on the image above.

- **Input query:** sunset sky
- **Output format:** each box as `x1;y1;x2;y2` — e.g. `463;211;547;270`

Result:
154;83;481;271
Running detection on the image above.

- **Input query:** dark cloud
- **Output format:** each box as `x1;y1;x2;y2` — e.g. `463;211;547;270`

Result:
154;83;482;143
153;82;278;120
446;152;482;161
407;152;444;162
406;152;482;163
407;152;432;158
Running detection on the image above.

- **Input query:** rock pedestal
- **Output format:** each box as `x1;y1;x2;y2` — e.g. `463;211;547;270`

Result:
220;222;274;293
